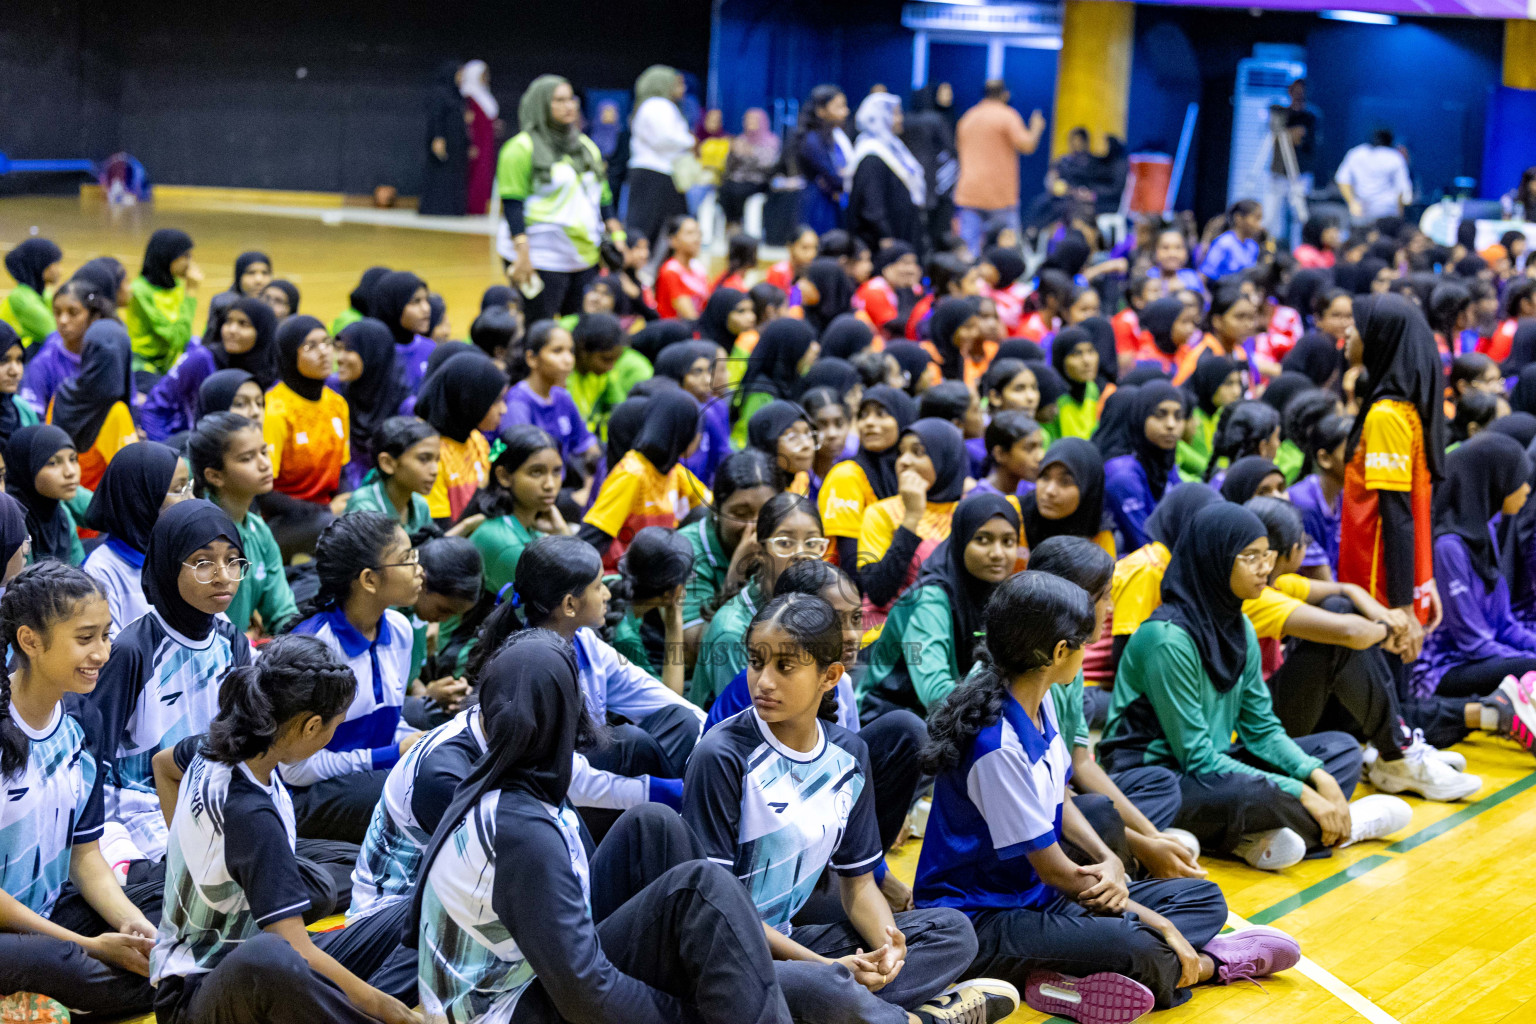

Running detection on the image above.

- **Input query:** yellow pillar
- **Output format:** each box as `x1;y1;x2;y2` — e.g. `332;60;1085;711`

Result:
1506;19;1536;90
1052;0;1135;159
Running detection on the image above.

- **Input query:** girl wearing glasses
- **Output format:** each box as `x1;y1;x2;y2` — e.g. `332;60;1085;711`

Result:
88;500;252;863
693;494;828;709
261;316;348;562
284;512;424;844
81;442;190;640
580;388;708;572
857;418;967;625
46;320;138;492
861;493;1020;717
1099;503;1408;872
745;400;816;498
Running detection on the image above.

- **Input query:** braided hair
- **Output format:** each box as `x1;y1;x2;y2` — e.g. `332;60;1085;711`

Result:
745;593;846;723
296;512;402;621
0;562;104;776
202;634;358;764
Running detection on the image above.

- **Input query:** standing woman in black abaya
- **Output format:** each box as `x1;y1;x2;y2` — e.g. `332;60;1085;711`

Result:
420;61;469;216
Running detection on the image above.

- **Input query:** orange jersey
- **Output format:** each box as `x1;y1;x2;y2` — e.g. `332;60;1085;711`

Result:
1338;399;1434;623
264;383;349;504
426;432;490;523
584;450;711;571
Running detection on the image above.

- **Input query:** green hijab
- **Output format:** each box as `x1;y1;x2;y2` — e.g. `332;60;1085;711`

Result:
518;74;599;188
634;65;680;107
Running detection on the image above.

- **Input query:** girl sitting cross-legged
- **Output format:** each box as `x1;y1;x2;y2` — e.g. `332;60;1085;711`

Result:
915;571;1303;1024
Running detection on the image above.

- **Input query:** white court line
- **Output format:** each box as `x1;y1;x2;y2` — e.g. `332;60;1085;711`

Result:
1225;911;1402;1024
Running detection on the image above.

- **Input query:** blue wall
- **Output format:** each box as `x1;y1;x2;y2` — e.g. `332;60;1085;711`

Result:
1126;8;1503;219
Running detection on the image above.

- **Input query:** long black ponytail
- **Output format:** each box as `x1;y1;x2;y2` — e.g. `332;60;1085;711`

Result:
202;634;358;764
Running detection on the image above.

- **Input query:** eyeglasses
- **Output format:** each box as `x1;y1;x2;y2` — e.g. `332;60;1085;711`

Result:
300;336;335;353
780;426;822;450
377;549;421;570
167;480;194;501
183;558;250;583
766;535;830;557
1235;550;1278;571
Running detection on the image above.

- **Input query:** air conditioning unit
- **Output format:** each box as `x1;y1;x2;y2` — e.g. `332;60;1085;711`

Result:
1227;54;1306;208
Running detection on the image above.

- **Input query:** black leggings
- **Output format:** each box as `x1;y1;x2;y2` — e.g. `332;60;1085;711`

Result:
1437;655;1536;699
520;264;600;323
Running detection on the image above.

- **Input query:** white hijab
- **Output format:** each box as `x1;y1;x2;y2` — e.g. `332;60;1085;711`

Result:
459;59;498;120
852;92;924;206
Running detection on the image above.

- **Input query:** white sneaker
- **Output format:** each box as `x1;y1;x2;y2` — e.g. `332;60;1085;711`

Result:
1343;794;1413;847
1232;827;1305;870
1364;741;1466;772
906;796;932;839
1367;733;1481;801
99;821;144;884
1164;827;1201;861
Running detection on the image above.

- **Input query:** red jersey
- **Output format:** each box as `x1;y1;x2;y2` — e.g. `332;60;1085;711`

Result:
1338;399;1435;623
655;257;709;319
1478;318;1519;363
1111;307;1141;357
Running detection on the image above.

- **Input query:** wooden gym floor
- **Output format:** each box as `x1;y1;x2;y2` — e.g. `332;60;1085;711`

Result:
6;195;1535;1024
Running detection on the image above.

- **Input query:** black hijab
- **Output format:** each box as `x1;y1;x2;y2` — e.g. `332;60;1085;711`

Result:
629;387;699;473
1027;360;1069;412
197;369;255;420
1139;297;1186;356
885;341;931;396
71;257;127;301
997;338;1044;364
275;315;328;402
1283;269;1332;324
1260;371;1315;417
1347;293;1447;480
1151;502;1267;693
0;491;28;570
736;318;815;414
746;400;809;460
903;418;967;504
266;279;300;315
820;315;874;359
1051;325;1097;402
84;441;180;554
1282;330;1340;387
630;319;694;365
798;357;859;401
140;229;193;290
480;285;516;312
1019;437;1106;549
696;287;745;346
1121;364;1171;387
1079;316;1118;386
1511;365;1536;417
229;251;271;294
1041;234;1090;277
4;238;62;293
1490;412;1536;449
1434;432;1531;590
349;266;391;317
1187;354;1237;416
407;629;582;943
1094;384;1138;461
854;385;916;500
51;320;133;451
1130;380;1185;500
4;425;76;564
1220;456;1283;504
801;258;855;334
143;499;243;641
0;326;23;445
338;318;409;453
369;270;428;346
653;341;716;386
207;295;279;388
417;351;509;444
915;492;1020;672
605;396;650;469
1350;257;1389;296
1503;319;1536;376
1144;480;1220;550
928;296;982;381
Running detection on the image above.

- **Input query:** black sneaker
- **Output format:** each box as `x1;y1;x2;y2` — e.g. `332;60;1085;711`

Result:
914;978;1020;1024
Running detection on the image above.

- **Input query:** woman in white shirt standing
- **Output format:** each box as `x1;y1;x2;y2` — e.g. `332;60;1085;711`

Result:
626;65;696;249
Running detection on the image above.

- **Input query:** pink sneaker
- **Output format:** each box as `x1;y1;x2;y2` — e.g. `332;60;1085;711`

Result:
1024;971;1154;1023
1203;925;1302;984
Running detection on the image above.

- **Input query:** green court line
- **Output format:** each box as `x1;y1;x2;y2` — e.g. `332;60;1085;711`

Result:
1247;855;1394;926
1384;770;1536;853
1245;769;1536;926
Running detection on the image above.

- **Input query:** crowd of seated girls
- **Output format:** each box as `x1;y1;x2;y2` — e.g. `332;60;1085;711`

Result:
5;146;1536;1024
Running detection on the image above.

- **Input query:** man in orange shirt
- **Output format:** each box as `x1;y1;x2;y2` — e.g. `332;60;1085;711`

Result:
953;80;1046;257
